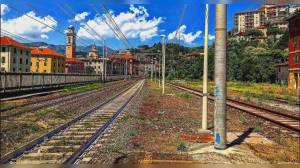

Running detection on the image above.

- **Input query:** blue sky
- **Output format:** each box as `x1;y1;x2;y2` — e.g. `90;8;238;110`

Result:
1;0;261;49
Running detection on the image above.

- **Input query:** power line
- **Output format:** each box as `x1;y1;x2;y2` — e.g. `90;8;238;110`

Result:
8;4;90;47
90;5;126;48
1;29;35;43
100;4;132;48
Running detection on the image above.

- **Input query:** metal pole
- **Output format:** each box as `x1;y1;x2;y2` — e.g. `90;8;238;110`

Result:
158;57;161;88
154;60;157;83
161;35;166;95
104;44;107;81
214;4;227;150
202;4;209;130
102;40;105;82
151;56;153;81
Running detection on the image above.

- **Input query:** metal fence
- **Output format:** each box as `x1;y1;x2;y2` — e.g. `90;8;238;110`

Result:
0;72;126;92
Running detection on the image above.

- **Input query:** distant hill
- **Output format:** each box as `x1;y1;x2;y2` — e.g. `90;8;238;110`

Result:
24;42;114;57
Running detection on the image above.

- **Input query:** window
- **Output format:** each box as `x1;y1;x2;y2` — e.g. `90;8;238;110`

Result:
13;68;15;72
13;58;16;64
31;62;32;66
1;47;6;52
294;37;298;49
20;58;23;64
44;62;47;66
26;51;29;56
20;50;23;54
68;37;71;44
19;68;22;72
44;70;46;73
26;59;28;65
1;57;5;63
14;48;17;54
26;69;28;72
294;54;299;64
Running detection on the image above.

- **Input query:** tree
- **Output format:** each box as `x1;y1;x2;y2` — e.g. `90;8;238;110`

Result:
85;66;95;74
266;23;285;41
245;28;264;39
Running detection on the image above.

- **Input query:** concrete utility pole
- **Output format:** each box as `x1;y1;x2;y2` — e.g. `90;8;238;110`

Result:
202;4;209;130
214;4;227;150
161;35;166;95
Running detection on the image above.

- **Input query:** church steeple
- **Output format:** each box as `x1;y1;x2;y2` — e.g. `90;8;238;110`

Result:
66;25;76;58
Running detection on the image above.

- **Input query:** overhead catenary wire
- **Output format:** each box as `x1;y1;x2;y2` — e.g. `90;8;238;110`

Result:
8;4;90;47
99;4;132;49
1;29;35;43
90;5;127;48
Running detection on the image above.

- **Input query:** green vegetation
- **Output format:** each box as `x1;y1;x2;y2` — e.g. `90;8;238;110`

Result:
176;92;193;99
177;141;188;152
62;83;103;94
141;25;289;85
172;80;299;102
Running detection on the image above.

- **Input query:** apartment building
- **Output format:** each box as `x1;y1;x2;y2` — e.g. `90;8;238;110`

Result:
31;47;65;73
0;36;31;73
234;4;300;33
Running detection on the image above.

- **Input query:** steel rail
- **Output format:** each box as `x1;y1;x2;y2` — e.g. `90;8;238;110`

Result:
66;80;144;164
0;81;140;164
168;83;300;133
0;79;125;113
0;81;132;120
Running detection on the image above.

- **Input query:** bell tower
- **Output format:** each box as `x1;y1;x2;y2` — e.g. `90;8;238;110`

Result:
66;25;76;58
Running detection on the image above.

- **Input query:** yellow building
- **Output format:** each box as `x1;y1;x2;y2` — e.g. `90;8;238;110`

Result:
31;47;65;73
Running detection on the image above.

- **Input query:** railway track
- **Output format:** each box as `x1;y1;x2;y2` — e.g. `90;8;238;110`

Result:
0;80;125;113
168;83;300;133
0;80;132;120
1;80;145;164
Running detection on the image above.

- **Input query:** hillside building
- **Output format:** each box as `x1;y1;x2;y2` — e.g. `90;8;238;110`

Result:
0;36;31;73
234;5;300;34
31;47;65;73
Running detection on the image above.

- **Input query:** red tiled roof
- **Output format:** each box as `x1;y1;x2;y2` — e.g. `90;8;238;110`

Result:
189;51;201;57
110;52;134;61
0;36;31;49
66;58;84;63
31;47;64;57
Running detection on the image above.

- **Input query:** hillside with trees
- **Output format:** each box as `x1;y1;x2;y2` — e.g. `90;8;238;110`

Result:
142;28;288;83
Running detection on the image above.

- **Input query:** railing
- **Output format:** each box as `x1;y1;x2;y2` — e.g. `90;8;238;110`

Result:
0;72;126;92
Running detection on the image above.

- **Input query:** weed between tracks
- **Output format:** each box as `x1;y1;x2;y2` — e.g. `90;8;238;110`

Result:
0;81;134;156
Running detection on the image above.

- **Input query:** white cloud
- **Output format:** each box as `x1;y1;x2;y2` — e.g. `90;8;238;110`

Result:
1;11;57;40
168;25;202;44
208;34;215;40
77;5;163;42
73;12;90;22
1;4;9;15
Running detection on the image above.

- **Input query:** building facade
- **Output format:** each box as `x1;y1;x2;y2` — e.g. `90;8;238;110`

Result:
110;51;141;76
64;25;84;74
0;36;31;72
78;45;105;75
287;12;300;89
234;5;300;34
274;62;289;85
31;47;65;73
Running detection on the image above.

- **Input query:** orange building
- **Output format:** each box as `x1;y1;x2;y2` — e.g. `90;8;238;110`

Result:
31;47;65;73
